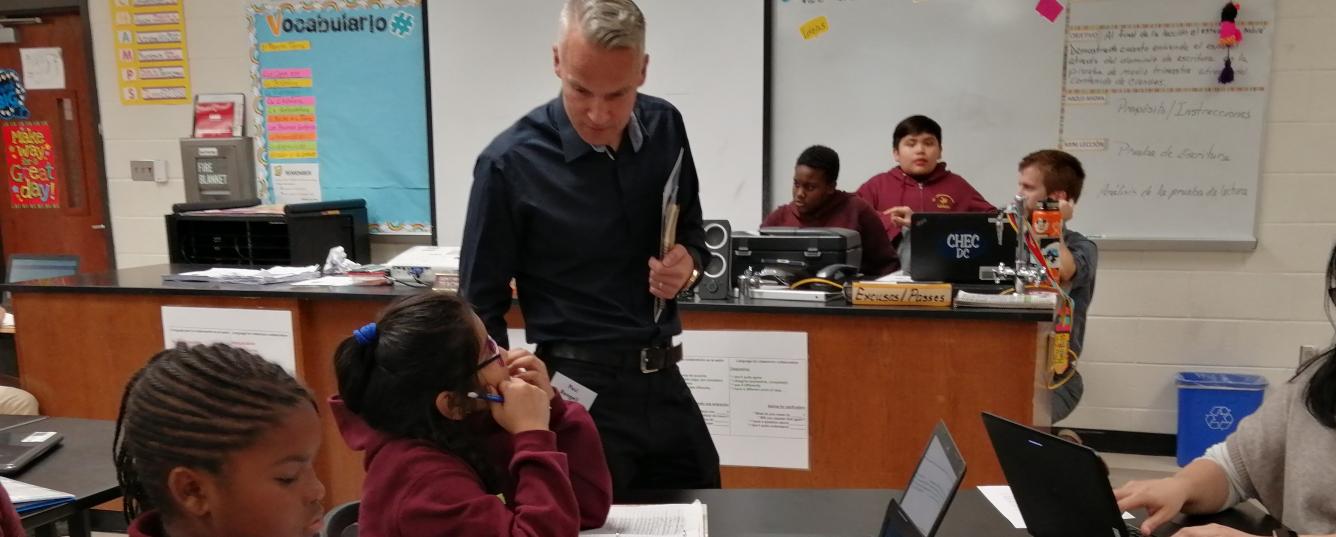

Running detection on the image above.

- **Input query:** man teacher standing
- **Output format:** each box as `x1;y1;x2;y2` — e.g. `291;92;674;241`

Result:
461;0;721;497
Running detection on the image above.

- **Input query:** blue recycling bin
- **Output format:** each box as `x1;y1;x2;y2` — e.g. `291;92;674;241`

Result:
1176;372;1268;466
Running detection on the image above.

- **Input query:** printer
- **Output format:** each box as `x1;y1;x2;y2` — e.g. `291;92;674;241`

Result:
731;227;863;280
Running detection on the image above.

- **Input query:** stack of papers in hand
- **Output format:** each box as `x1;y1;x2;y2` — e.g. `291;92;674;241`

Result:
162;266;320;285
1;477;74;514
580;501;707;537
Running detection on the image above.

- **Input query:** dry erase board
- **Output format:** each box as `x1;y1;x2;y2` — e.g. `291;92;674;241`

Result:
769;0;1066;214
1059;0;1275;250
428;0;765;244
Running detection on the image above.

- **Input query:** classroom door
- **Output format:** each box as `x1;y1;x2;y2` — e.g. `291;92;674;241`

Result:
0;10;112;274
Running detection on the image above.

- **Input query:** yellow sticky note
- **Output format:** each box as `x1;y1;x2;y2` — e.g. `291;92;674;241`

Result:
799;16;829;41
260;41;312;53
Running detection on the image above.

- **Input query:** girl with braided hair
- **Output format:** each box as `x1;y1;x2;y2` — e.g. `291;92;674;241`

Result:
330;292;611;537
114;343;325;537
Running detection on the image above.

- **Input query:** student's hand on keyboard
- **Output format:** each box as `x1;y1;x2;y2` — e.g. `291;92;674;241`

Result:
1115;477;1190;536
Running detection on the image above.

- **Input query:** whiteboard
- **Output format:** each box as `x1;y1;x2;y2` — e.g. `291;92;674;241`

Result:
769;0;1066;213
427;0;764;245
1060;0;1274;250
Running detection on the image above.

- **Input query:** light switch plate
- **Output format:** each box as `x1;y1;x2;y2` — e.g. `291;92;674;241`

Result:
130;160;168;182
130;160;154;181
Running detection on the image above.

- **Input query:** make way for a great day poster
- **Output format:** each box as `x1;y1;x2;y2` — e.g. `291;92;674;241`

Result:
250;0;430;235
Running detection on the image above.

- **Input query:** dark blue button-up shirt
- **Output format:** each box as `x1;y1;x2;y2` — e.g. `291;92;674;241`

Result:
460;94;706;350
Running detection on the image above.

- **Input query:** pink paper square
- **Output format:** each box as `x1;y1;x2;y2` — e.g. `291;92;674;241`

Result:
1035;0;1065;22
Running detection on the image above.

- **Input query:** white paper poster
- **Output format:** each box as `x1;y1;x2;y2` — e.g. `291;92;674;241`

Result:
20;48;65;90
504;328;810;470
678;330;809;470
161;306;297;374
271;163;321;203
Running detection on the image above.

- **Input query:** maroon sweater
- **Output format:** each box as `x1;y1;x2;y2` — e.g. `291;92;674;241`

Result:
762;191;899;276
331;395;612;537
127;511;163;537
854;163;995;243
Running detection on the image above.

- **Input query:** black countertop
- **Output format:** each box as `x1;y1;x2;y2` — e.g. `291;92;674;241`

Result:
618;488;1280;537
0;264;1052;321
0;264;420;301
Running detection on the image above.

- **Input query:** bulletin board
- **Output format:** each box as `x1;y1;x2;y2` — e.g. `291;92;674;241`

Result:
250;0;431;235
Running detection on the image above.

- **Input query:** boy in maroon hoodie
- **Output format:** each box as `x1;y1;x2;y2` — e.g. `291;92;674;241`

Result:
332;293;612;537
114;343;326;537
763;145;899;276
855;115;996;249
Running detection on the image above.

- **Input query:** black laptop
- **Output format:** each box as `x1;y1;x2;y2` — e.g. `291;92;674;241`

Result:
907;213;1016;284
0;430;63;476
981;412;1147;537
760;422;968;537
876;421;968;537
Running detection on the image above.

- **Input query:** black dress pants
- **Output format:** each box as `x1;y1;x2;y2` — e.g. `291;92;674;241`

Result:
540;349;722;499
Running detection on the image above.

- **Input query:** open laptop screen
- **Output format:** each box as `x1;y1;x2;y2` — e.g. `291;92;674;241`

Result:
879;421;966;537
7;257;79;283
898;435;959;535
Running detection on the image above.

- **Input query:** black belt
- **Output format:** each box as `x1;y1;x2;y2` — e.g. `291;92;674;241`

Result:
538;342;682;374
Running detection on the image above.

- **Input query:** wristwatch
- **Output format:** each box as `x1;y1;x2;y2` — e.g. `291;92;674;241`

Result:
682;268;700;293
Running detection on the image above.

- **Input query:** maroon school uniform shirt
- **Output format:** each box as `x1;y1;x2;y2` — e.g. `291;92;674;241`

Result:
127;512;165;537
762;191;899;276
854;163;995;243
331;395;612;537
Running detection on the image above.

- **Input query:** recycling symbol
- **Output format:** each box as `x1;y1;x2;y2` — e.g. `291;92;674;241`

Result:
1204;406;1235;431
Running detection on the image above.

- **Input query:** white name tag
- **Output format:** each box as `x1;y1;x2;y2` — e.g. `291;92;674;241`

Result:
20;432;55;443
551;372;598;409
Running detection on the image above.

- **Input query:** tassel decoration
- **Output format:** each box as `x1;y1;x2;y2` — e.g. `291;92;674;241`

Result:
1219;56;1235;84
1219;2;1242;46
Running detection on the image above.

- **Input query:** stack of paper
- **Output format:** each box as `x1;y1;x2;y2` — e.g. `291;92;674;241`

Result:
1;477;74;514
182;204;286;216
955;291;1057;309
580;501;707;537
162;266;320;285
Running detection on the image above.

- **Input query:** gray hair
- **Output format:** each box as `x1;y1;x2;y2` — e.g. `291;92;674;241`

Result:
559;0;646;53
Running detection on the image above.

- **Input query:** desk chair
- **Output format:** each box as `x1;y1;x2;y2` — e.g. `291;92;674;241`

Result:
321;500;359;537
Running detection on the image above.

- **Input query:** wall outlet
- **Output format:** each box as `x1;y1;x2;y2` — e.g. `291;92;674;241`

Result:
1300;345;1318;368
130;160;168;183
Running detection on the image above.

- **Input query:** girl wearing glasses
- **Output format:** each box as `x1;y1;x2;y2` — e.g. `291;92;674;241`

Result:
331;293;612;537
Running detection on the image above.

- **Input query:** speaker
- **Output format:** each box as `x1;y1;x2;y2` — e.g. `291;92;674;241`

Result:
697;220;732;299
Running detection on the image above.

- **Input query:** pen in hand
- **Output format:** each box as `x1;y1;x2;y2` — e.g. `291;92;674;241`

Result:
467;391;504;403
